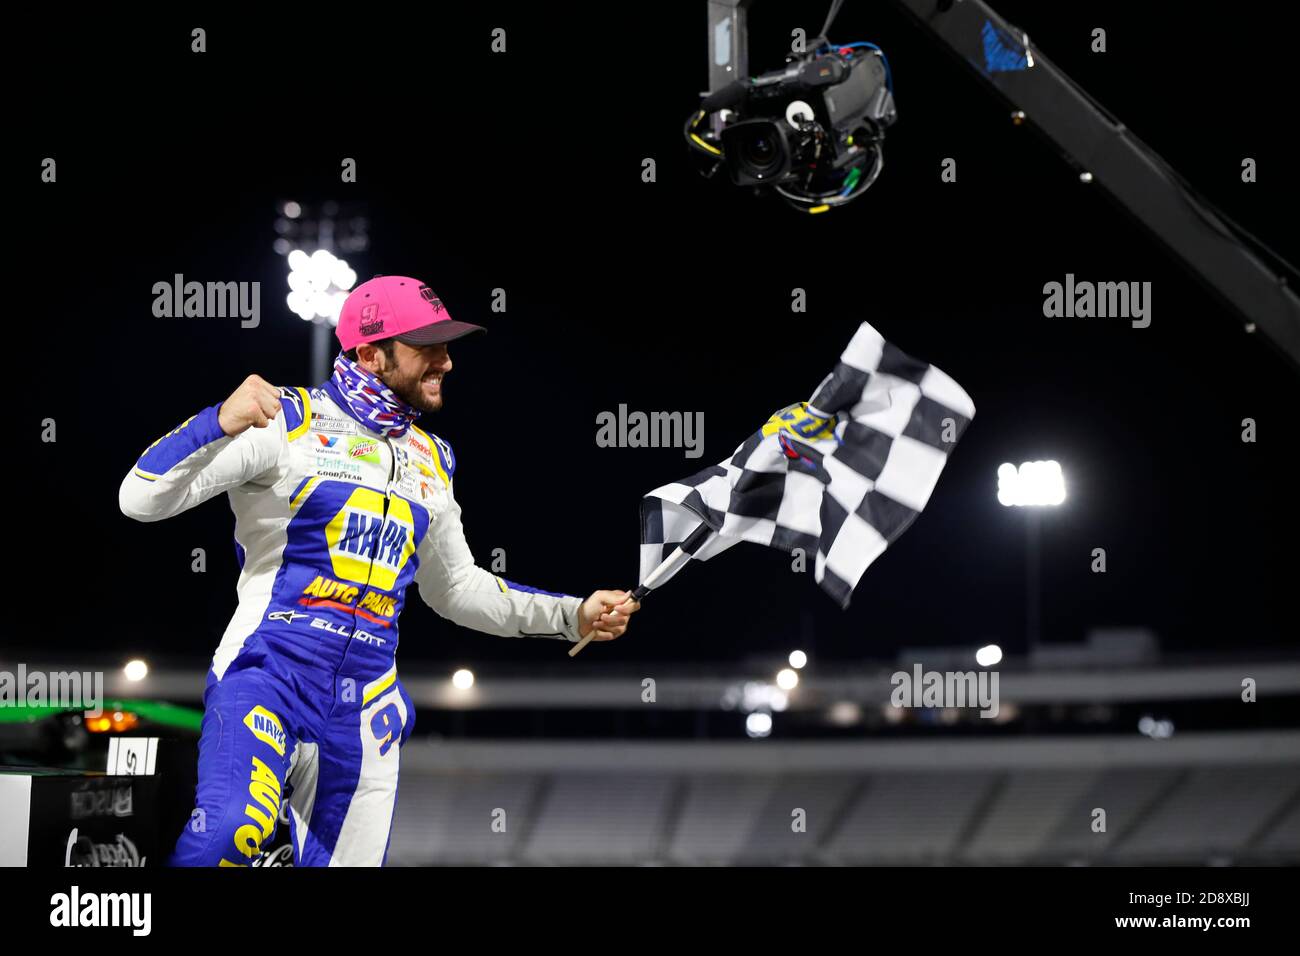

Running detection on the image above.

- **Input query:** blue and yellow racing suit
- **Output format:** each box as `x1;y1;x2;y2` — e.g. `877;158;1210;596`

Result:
119;380;583;866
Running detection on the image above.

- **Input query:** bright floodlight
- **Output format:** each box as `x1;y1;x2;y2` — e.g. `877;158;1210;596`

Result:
745;712;773;738
827;701;862;726
283;201;302;219
452;668;475;690
123;659;149;682
788;650;808;669
997;460;1066;507
740;681;787;713
331;259;357;291
286;248;356;324
776;668;799;691
975;644;1002;667
1138;715;1174;739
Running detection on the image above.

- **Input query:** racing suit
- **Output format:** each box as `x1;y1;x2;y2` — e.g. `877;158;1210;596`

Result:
119;380;584;866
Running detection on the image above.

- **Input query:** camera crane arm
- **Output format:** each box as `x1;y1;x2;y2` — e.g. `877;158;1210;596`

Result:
702;0;1300;367
886;0;1300;369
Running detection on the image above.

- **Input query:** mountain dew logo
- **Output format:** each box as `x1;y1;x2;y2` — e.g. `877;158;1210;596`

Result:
348;437;380;462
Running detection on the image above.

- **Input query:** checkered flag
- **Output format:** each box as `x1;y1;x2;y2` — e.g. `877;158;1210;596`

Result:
637;321;975;608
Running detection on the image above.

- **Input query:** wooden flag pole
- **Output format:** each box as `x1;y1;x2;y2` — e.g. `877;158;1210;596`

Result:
568;523;714;657
567;583;651;658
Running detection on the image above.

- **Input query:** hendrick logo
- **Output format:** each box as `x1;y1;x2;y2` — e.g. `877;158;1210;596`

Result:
359;303;385;336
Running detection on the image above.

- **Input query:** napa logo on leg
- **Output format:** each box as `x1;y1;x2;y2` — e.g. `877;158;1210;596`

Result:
223;755;283;866
243;706;287;757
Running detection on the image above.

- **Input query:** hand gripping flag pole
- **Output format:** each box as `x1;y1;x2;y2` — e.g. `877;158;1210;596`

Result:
568;523;715;657
568;320;975;658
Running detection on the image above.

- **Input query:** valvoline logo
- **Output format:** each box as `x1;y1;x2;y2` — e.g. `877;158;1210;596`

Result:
316;434;340;448
243;706;287;757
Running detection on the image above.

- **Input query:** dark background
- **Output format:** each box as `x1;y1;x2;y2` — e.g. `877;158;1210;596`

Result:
17;2;1298;669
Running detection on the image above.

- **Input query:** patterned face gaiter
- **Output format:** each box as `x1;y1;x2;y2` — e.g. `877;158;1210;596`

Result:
327;351;421;438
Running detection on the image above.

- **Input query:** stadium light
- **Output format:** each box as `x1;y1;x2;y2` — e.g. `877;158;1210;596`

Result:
788;650;808;669
286;248;356;324
1138;715;1174;739
975;644;1002;667
827;701;862;726
123;660;149;682
745;713;773;738
276;199;369;384
775;668;799;691
452;668;475;690
998;460;1067;655
997;461;1066;507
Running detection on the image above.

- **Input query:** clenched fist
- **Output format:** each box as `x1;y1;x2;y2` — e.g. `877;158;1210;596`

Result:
218;374;283;437
577;590;641;642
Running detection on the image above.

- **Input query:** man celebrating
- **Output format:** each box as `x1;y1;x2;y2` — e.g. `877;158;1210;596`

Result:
119;276;639;866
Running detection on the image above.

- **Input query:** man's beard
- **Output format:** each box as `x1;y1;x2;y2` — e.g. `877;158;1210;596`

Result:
379;370;442;413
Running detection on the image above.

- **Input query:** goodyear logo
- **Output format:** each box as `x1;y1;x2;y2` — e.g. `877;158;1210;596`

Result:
243;706;287;757
348;437;380;462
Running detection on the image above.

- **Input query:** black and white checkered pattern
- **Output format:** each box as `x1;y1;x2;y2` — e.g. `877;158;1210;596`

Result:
639;321;975;608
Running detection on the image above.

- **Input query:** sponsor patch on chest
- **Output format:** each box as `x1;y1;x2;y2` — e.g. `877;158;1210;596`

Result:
310;412;357;436
396;467;447;505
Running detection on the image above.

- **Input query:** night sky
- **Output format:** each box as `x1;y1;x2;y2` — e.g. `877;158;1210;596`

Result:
19;2;1297;671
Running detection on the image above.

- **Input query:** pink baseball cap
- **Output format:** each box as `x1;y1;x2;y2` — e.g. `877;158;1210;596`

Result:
336;276;485;351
